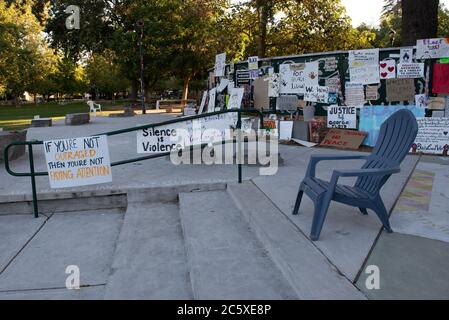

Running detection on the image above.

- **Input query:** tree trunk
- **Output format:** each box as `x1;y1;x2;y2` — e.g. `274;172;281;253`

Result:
130;79;138;101
182;76;191;105
402;0;439;46
257;0;269;58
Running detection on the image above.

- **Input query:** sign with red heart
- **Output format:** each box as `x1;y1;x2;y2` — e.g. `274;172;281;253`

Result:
379;60;396;79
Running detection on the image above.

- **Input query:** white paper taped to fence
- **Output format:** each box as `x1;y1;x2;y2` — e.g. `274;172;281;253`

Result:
44;135;112;189
413;117;449;154
416;38;449;59
397;63;425;78
279;62;318;94
327;106;357;129
214;53;226;77
137;114;237;154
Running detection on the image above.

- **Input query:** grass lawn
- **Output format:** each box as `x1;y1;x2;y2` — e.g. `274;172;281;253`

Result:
0;101;129;131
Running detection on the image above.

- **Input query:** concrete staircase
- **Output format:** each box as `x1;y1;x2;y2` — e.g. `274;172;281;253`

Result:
104;183;366;299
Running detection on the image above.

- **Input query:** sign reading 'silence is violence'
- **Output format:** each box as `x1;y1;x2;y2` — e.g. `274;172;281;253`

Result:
43;135;112;188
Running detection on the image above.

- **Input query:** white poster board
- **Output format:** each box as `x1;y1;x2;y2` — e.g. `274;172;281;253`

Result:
379;60;396;79
279;121;293;140
214;53;226;77
207;88;216;111
349;49;380;85
44;136;112;189
228;87;244;109
279;62;318;94
248;56;259;70
416;38;449;59
345;82;365;106
413;118;449;154
397;63;425;78
198;91;208;114
304;86;329;103
400;48;414;63
327;106;357;129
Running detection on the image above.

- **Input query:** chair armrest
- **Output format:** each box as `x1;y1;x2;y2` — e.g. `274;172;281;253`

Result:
306;154;368;178
334;167;400;178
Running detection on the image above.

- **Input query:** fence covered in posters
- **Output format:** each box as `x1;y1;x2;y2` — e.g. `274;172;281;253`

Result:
207;40;449;154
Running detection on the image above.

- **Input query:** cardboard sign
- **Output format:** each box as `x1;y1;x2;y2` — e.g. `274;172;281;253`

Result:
427;97;445;110
400;48;413;63
304;86;329;103
386;78;415;102
432;63;449;94
365;85;380;101
379;60;396;79
412;118;449;154
397;63;425;78
44;136;112;189
214;53;226;77
253;76;270;110
416;38;449;59
345;82;365;106
321;129;367;150
277;95;298;111
228;87;244;109
327;106;357;129
248;56;259;70
359;105;425;146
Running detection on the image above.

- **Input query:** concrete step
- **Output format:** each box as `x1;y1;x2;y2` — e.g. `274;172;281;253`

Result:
104;197;193;299
178;190;298;299
227;181;366;300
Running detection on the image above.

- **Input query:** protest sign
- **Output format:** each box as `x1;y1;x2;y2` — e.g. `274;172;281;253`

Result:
279;121;293;140
432;63;449;94
416;38;449;59
137;124;184;154
253;76;270;110
379;60;396;79
268;73;280;97
400;48;413;63
248;56;259;70
365;85;380;101
325;77;341;94
304;86;329;103
236;69;250;86
323;56;338;72
359;105;425;146
198;91;208;114
412;118;449;154
327;106;357;129
386;78;415;102
348;49;379;68
350;64;380;84
397;63;425;78
44;136;112;189
279;63;305;94
345;83;365;106
207;88;216;111
321;129;367;150
228;87;244;109
277;95;298;111
304;61;319;87
214;53;226;77
415;94;428;108
427;97;445;110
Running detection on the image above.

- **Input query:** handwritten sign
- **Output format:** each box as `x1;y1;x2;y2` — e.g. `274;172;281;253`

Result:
214;53;226;77
137;125;184;154
345;82;365;106
348;49;379;68
386;78;415;102
228;87;244;109
365;85;380;101
44;136;112;189
397;63;425;78
327;106;357;129
321;129;367;150
304;86;329;103
416;38;449;59
412;118;449;154
207;88;216;111
350;64;380;84
268;73;280;97
279;62;318;94
277;95;298;111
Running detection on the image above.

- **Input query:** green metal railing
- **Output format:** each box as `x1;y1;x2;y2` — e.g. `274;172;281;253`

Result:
4;109;265;218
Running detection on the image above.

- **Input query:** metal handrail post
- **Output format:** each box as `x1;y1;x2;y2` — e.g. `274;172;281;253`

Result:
28;144;39;218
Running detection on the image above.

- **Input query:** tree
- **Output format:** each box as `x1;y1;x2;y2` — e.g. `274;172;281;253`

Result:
383;0;439;45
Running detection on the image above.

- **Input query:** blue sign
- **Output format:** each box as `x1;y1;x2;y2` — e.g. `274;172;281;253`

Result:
359;105;425;146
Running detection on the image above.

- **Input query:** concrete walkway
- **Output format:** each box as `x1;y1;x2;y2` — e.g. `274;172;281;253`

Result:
0;114;448;299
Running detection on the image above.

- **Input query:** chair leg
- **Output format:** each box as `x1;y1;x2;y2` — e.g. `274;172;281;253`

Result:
372;199;393;233
359;208;368;215
310;194;332;241
292;186;304;216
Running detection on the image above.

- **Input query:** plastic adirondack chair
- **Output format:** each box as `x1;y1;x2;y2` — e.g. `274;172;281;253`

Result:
87;100;101;116
293;109;419;241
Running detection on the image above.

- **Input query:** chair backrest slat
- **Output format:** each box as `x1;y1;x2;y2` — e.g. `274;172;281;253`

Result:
355;109;418;194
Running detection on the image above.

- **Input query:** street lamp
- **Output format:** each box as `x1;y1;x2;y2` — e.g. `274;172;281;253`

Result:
137;20;146;114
